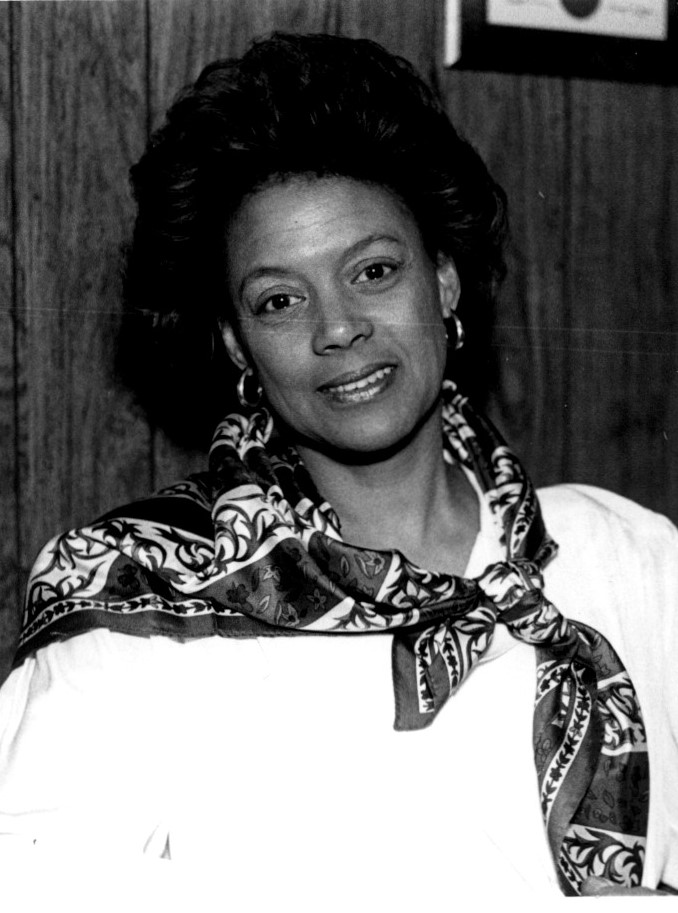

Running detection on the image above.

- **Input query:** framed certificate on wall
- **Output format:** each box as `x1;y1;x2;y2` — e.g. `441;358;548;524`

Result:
445;0;677;82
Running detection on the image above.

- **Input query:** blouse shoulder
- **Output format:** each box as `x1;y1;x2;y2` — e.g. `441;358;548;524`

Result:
535;482;678;655
537;482;678;554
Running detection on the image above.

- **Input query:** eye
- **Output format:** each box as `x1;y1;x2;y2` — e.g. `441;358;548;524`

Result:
260;292;305;314
353;262;397;284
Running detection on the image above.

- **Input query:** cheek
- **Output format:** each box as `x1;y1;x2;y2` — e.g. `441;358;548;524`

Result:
247;334;307;402
421;329;448;383
409;308;448;387
403;291;446;358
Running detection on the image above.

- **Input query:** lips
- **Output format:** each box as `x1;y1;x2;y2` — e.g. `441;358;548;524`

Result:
319;364;396;404
320;363;395;392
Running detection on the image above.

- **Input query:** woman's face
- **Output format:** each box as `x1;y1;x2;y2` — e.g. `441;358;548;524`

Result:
221;176;460;459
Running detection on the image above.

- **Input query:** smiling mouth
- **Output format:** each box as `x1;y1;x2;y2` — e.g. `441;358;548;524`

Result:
320;366;396;403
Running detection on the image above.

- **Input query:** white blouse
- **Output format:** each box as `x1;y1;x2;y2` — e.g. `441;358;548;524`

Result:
0;483;677;910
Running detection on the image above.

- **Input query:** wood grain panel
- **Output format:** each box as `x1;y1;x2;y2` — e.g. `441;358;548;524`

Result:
323;0;441;82
12;0;150;633
565;79;678;519
148;0;441;118
148;0;342;134
440;70;570;488
0;4;19;674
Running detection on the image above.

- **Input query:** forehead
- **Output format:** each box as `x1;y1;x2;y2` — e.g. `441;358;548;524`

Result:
224;176;424;270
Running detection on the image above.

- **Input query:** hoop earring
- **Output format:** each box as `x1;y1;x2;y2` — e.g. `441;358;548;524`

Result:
237;366;263;408
449;312;465;351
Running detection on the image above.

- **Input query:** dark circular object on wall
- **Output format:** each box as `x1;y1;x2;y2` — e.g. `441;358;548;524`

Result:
560;0;600;18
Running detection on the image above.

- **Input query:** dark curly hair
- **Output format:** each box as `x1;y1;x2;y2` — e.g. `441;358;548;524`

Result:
119;32;507;448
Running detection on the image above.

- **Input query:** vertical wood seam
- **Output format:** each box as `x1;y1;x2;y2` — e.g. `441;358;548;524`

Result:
144;0;157;493
660;85;674;308
9;2;22;625
561;77;573;483
428;0;443;96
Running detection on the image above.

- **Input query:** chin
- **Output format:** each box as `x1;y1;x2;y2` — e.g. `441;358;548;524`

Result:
302;403;439;465
272;380;444;463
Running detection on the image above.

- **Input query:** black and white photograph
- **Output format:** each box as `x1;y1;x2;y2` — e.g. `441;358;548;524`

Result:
0;0;677;907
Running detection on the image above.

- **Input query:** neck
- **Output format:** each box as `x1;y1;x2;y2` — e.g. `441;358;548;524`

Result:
296;404;479;575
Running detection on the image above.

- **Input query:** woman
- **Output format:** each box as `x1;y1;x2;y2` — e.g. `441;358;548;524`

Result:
0;32;676;902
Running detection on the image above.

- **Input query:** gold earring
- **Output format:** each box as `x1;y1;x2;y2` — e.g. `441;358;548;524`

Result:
449;312;465;351
237;366;263;408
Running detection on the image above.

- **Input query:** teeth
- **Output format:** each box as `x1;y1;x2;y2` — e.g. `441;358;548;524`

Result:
332;367;393;393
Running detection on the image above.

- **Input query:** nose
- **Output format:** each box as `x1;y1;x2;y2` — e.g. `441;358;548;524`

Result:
311;288;374;355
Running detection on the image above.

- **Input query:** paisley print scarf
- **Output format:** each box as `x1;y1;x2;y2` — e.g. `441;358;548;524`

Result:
19;381;649;895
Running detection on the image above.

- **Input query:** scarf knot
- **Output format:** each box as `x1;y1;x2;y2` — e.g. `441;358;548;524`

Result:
476;558;570;646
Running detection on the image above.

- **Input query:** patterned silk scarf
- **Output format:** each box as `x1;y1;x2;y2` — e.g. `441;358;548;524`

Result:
19;382;649;894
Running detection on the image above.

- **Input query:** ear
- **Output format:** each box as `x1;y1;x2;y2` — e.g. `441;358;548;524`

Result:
436;255;461;319
219;320;250;372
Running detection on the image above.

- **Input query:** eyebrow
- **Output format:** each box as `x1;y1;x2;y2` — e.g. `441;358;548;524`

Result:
238;266;295;298
237;234;405;297
344;233;404;255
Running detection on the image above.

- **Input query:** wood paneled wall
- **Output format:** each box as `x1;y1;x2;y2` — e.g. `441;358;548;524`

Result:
2;0;677;676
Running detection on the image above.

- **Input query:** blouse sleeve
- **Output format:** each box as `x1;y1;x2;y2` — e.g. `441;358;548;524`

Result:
636;509;678;892
539;484;678;891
